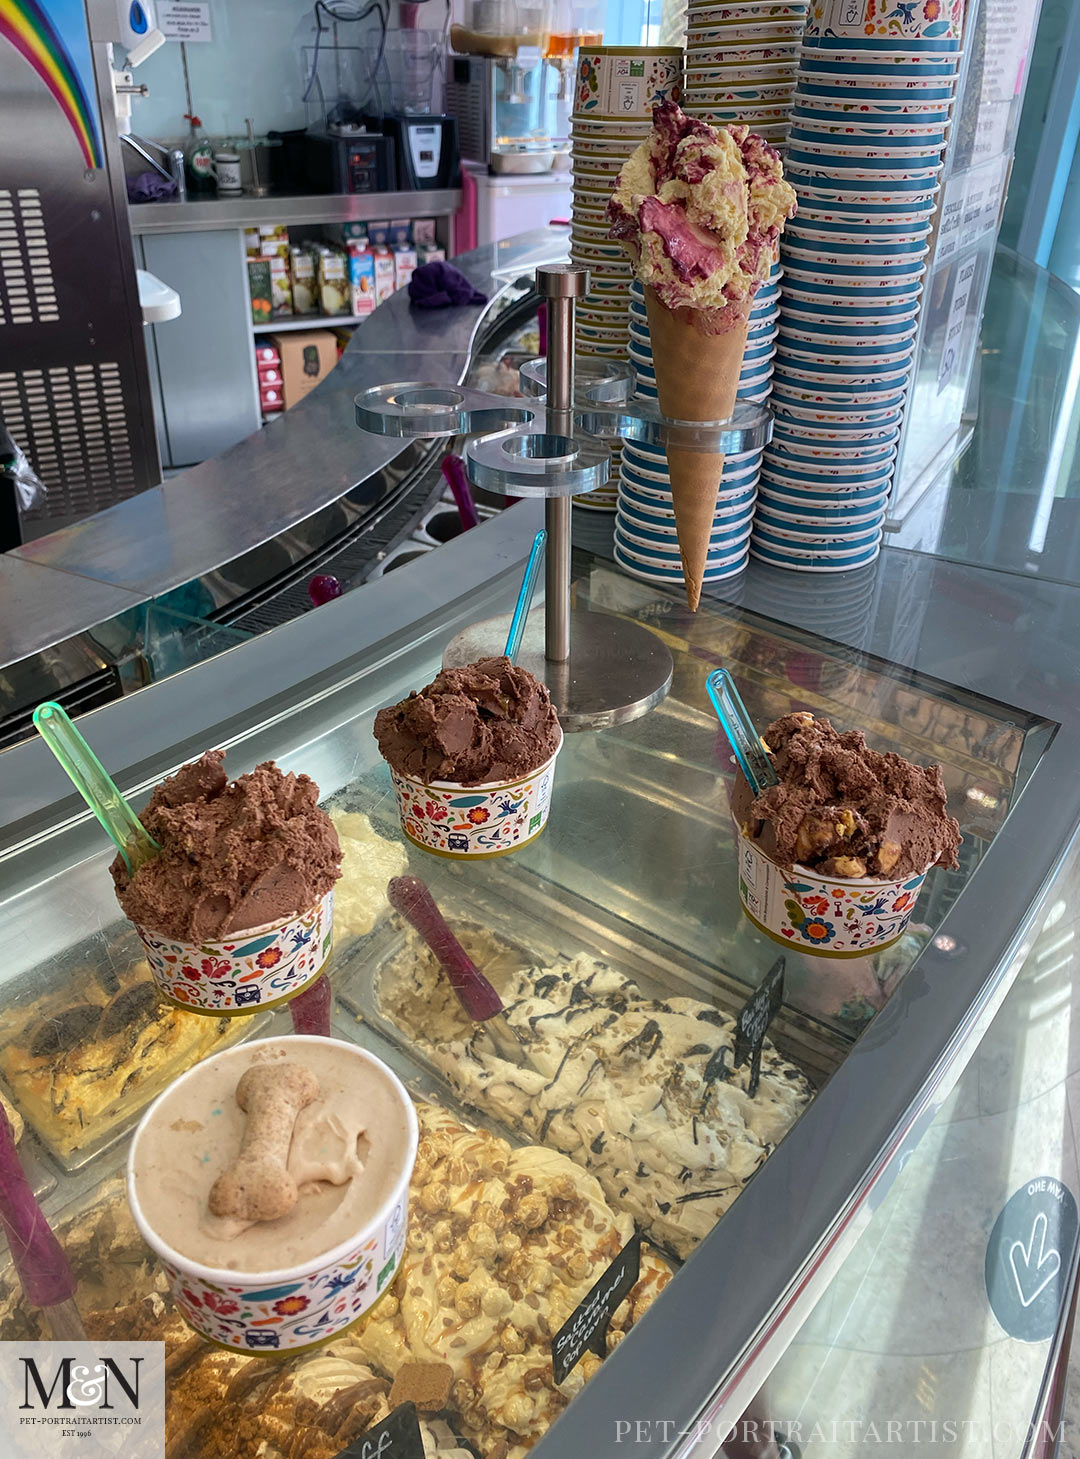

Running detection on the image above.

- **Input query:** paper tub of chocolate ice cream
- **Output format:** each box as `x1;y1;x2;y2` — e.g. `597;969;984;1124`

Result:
374;656;563;860
730;712;961;958
127;1036;418;1354
112;751;342;1015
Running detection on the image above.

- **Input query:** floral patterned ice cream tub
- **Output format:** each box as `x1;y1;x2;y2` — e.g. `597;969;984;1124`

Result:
735;824;929;955
112;749;342;1016
389;739;561;858
729;710;960;957
136;889;334;1014
127;1036;418;1354
375;655;564;860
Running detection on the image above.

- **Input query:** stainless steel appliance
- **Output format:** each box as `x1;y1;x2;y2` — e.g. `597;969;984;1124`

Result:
447;53;561;173
0;0;161;532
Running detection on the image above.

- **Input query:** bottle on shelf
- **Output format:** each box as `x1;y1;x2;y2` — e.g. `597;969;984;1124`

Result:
183;114;215;194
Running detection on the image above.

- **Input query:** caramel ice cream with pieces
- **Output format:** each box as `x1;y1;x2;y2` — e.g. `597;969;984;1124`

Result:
732;712;962;879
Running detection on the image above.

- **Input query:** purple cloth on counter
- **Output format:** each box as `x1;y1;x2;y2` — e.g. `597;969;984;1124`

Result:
408;261;487;309
127;171;177;202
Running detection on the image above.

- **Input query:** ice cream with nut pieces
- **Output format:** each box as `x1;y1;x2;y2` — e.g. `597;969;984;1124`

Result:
731;712;962;879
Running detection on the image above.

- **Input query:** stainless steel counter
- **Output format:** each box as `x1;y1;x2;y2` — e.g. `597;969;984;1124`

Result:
0;227;565;672
128;189;463;235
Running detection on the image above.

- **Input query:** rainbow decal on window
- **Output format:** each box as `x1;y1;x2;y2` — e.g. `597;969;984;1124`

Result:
1;0;103;170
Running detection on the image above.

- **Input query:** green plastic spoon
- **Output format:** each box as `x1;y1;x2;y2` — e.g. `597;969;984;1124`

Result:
33;702;160;874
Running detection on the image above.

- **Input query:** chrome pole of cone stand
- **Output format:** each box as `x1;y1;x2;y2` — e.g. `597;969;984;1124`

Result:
537;266;587;665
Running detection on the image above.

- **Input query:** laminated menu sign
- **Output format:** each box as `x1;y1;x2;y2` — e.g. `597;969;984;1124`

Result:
552;1233;642;1385
334;1402;425;1459
733;956;785;1098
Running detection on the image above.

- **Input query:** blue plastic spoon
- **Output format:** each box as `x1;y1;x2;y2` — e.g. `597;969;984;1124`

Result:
706;668;779;795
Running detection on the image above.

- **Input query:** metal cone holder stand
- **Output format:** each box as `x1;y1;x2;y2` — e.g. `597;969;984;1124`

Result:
353;264;772;731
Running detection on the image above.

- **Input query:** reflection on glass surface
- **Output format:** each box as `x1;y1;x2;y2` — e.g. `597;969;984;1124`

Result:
0;552;1057;1450
892;249;1080;585
762;848;1080;1457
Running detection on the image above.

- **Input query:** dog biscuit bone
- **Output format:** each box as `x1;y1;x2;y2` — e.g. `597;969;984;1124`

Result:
208;1064;320;1222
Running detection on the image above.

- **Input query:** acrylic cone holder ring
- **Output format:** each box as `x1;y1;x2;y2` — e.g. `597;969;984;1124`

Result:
644;288;751;610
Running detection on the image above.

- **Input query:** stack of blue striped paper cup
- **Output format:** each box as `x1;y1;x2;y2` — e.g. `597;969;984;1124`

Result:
613;271;779;587
682;0;809;148
754;0;961;573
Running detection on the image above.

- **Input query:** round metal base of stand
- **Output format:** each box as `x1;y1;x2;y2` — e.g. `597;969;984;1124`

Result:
443;608;673;731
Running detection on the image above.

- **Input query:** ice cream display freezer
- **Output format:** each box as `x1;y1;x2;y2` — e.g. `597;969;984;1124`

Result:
3;464;1080;1457
4;242;1080;1456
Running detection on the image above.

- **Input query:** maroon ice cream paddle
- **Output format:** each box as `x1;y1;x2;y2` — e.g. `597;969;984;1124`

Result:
0;1107;86;1339
289;974;332;1036
387;876;534;1070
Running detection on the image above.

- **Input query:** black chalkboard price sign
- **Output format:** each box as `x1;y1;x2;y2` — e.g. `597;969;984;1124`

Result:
733;955;785;1098
334;1401;425;1459
552;1232;642;1386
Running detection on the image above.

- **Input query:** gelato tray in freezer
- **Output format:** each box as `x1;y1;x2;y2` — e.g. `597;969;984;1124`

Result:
0;938;270;1171
338;871;846;1262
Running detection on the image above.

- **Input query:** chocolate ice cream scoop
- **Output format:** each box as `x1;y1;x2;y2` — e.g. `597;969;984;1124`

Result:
730;712;961;880
111;750;341;941
374;655;561;786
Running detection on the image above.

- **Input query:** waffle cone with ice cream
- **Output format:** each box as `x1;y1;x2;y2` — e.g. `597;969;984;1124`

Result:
608;101;796;608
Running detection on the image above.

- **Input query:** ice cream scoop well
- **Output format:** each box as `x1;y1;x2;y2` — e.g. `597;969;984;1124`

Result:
706;668;779;795
0;1104;85;1339
33;701;160;875
387;876;535;1070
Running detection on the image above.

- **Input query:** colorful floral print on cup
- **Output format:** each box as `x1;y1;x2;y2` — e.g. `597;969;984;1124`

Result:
390;738;561;858
736;826;929;956
136;889;334;1015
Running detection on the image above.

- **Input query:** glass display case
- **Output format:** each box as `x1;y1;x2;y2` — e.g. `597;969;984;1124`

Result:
2;471;1080;1457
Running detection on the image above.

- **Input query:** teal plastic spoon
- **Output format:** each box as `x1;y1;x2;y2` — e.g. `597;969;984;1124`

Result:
503;529;546;664
706;668;779;795
33;702;160;874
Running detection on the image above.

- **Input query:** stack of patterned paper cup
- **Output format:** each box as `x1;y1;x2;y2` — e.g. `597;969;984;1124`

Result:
571;46;683;510
754;0;962;573
682;0;809;147
614;272;779;586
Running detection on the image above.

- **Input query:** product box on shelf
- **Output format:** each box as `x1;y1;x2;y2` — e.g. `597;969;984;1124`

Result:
373;246;396;304
394;245;418;290
317;247;349;315
348;244;377;316
269;256;293;317
270;330;339;408
389;218;413;245
418;243;446;265
253;342;279;367
257;222;289;259
367;220;391;246
290;247;318;315
243;227;260;256
246;257;272;325
413;217;437;245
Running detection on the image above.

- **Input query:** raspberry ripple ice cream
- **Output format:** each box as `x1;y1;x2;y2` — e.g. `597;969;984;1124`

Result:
607;101;797;609
374;657;562;857
111;751;341;1012
730;713;962;956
